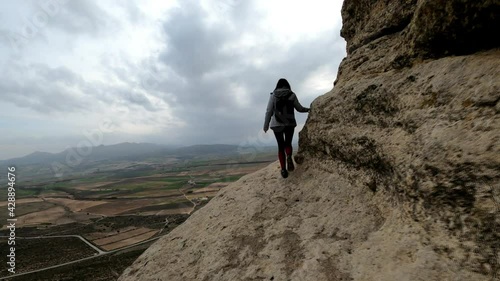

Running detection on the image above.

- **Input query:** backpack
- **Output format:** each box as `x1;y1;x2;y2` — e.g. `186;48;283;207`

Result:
273;92;294;125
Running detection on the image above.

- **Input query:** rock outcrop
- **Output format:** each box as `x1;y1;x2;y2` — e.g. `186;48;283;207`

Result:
119;0;499;280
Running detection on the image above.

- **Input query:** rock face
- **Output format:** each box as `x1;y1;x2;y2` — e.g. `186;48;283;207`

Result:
119;1;499;280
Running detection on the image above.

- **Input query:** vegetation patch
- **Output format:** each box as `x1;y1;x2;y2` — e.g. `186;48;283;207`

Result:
0;237;97;277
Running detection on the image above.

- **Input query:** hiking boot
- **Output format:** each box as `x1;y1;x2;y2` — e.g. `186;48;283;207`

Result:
281;169;288;178
287;155;295;172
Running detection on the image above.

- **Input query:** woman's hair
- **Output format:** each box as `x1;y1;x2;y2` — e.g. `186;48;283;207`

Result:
275;78;291;90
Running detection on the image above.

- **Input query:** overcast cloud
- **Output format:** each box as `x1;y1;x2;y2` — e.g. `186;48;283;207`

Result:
0;0;346;160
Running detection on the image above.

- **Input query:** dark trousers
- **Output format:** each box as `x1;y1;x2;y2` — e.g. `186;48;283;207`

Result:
273;126;294;169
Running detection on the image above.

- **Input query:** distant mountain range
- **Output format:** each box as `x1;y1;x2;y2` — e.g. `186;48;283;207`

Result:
0;143;267;166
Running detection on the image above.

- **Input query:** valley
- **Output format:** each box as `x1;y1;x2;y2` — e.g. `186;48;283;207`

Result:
0;145;275;280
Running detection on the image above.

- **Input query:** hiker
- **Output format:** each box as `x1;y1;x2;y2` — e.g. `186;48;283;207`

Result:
263;78;310;178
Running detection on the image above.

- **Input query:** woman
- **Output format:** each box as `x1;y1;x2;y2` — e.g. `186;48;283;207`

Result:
264;78;309;178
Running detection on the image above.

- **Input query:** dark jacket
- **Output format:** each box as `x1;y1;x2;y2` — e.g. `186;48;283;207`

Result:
263;88;309;131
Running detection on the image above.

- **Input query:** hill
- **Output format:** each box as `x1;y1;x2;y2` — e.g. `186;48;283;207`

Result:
0;143;251;166
119;0;499;280
0;143;171;165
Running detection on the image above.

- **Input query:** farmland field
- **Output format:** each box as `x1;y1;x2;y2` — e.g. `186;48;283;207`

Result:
0;150;276;279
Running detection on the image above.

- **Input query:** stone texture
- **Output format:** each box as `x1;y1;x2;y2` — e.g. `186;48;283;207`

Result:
119;163;488;281
406;0;500;57
120;0;499;280
299;49;499;279
341;0;417;54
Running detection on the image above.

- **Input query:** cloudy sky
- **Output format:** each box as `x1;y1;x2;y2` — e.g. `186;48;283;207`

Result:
0;0;346;160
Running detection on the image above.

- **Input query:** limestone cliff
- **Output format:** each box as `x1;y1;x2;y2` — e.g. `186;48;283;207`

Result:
119;0;499;280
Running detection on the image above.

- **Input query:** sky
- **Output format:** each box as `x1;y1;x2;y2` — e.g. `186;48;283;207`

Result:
0;0;346;160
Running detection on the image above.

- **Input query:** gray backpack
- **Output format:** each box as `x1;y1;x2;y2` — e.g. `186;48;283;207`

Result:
273;92;294;124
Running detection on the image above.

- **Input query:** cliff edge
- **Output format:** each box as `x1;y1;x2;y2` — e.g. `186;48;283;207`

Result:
119;0;499;280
